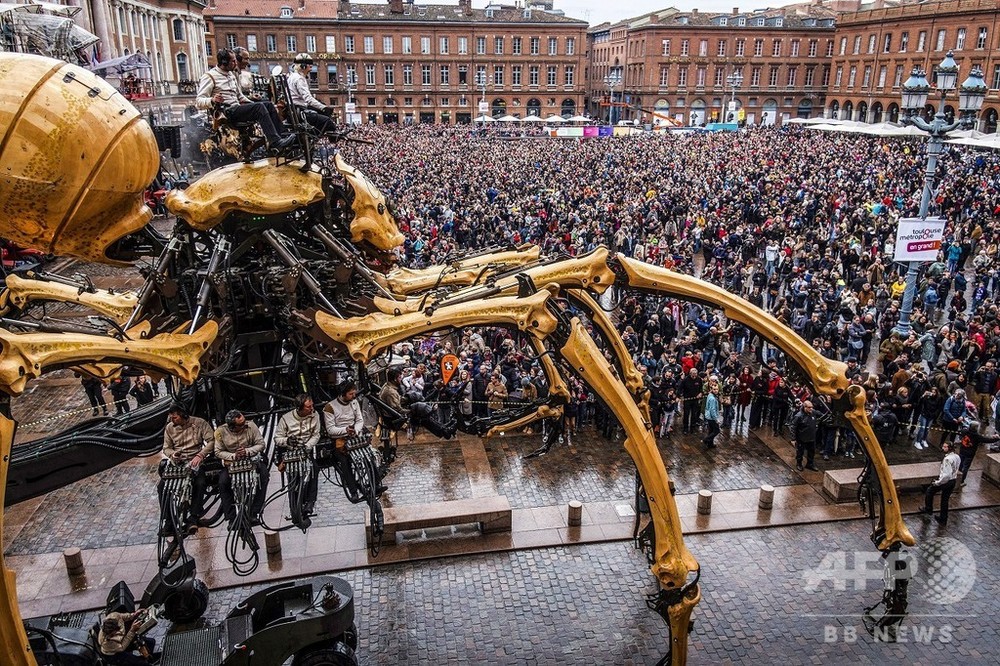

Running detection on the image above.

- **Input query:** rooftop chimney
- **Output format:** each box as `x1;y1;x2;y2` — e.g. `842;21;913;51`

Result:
338;0;350;15
389;0;403;13
459;0;472;16
732;7;739;14
299;0;305;9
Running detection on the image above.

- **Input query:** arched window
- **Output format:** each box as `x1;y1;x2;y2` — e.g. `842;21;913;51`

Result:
526;98;542;116
172;18;185;42
560;99;575;117
491;98;506;117
983;107;998;133
870;102;883;123
176;53;189;81
887;103;900;124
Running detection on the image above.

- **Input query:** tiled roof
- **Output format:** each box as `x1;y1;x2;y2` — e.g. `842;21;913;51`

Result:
207;1;587;24
589;4;836;33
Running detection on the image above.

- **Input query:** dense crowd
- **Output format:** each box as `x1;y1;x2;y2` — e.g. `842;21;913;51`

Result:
337;124;1000;475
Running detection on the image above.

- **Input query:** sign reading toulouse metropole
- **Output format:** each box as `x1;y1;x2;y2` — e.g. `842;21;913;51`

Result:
894;217;946;262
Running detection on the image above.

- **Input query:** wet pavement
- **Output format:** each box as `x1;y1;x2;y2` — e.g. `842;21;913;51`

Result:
5;256;1000;663
159;508;1000;665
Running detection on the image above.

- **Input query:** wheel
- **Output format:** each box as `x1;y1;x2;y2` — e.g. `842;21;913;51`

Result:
293;640;357;666
162;578;209;623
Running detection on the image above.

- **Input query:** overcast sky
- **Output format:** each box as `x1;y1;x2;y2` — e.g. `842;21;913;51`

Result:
352;2;791;29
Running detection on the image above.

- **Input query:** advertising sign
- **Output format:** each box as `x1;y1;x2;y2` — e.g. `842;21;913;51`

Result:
894;217;946;262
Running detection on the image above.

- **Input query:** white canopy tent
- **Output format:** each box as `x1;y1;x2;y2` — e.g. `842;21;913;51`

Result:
473;115;496;123
496;114;520;122
566;115;592;123
801;120;927;137
544;115;566;123
945;133;1000;150
784;117;832;125
521;114;545;122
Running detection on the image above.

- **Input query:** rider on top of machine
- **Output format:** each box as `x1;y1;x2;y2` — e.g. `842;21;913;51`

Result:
288;53;335;134
196;48;296;153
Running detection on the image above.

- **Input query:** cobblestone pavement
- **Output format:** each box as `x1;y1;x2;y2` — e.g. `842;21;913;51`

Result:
5;424;806;556
180;508;999;665
5;460;161;554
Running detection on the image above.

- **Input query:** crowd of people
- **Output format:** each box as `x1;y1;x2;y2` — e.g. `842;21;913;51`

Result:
333;124;1000;483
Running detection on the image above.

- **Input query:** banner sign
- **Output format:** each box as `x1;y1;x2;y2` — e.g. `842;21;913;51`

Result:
894;217;945;262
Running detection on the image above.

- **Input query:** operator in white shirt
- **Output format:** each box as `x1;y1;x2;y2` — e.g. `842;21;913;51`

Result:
195;48;295;153
920;441;961;525
288;53;335;134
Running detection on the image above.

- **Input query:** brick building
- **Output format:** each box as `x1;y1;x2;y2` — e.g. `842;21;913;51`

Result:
204;0;589;124
588;5;837;127
828;0;1000;132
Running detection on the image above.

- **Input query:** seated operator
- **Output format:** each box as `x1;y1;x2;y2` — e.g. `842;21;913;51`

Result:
214;409;267;527
275;393;322;518
323;380;387;496
288;53;335;134
159;404;213;535
196;48;296;153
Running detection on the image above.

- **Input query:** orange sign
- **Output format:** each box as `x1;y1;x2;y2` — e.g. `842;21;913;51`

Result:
440;354;459;385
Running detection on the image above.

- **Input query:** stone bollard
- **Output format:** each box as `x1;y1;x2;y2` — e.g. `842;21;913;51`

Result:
759;484;775;510
567;500;583;527
264;530;281;556
697;489;713;515
63;547;85;577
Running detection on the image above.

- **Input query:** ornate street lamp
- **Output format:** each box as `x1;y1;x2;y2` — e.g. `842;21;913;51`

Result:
895;52;986;336
604;69;622;125
725;70;743;123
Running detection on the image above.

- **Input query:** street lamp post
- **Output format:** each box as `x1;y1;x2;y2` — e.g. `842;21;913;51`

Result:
725;70;743;124
895;51;986;336
344;70;356;125
604;70;622;125
477;70;488;128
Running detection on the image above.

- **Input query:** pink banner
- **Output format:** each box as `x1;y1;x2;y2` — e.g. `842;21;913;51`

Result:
583;126;599;138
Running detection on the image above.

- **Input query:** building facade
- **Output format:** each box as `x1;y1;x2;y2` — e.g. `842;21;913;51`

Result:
828;0;1000;132
205;0;589;124
75;0;210;95
588;5;837;127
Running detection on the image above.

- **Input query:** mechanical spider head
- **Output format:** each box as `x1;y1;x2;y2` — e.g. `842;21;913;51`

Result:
0;54;159;264
334;153;404;256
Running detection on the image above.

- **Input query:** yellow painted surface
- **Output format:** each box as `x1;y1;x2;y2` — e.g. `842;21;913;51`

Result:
0;53;158;264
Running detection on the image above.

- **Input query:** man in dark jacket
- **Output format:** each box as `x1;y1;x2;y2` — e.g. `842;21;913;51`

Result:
955;421;1000;486
790;400;819;472
109;376;131;415
871;406;899;450
678;368;703;434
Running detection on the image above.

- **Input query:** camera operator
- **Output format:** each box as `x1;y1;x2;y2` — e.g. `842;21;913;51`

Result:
215;410;267;527
98;609;154;665
159;405;213;535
